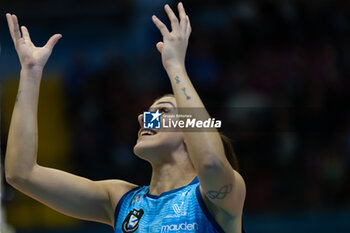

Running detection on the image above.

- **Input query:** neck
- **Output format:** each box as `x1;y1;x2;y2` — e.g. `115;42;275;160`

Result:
149;160;196;196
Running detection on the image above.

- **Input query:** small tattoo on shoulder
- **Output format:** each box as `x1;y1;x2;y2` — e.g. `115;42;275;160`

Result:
181;87;191;100
175;76;180;84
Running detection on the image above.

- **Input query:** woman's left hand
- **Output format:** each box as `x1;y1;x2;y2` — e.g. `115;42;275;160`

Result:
6;13;61;71
152;2;191;71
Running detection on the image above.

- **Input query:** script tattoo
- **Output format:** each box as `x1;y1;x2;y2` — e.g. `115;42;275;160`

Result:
206;184;233;200
181;87;191;100
175;76;180;84
16;90;22;103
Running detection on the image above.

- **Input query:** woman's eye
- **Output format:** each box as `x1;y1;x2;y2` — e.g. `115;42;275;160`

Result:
159;108;168;113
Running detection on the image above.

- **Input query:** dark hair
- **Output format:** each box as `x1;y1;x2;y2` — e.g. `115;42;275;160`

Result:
155;94;240;172
154;93;176;103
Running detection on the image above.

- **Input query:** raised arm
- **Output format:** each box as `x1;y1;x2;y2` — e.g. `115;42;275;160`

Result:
152;3;246;217
4;14;135;227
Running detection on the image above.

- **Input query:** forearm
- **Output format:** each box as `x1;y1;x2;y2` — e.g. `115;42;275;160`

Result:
5;67;117;226
5;67;42;182
166;66;228;171
155;3;245;214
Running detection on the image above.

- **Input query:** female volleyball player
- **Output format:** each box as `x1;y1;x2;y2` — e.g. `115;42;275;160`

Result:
5;2;246;232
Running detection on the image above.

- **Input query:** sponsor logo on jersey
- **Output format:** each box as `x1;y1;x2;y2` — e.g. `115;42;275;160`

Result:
131;195;143;204
122;208;144;233
161;222;199;233
165;201;187;218
173;202;184;215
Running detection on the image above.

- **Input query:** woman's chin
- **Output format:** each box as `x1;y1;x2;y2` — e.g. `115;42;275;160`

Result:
134;140;155;157
134;140;168;161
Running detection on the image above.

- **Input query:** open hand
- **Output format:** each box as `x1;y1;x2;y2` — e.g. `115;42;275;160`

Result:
152;2;191;70
6;13;62;70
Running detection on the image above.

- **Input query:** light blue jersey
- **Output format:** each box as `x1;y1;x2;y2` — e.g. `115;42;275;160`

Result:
114;177;246;233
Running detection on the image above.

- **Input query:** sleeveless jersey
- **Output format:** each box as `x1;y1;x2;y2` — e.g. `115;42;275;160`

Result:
114;177;247;233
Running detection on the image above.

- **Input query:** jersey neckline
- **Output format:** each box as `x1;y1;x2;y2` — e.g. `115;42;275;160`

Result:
146;176;199;199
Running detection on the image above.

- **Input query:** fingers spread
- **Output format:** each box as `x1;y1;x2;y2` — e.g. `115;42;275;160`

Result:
152;15;170;37
186;15;192;36
11;14;22;41
178;2;187;30
6;13;22;44
164;4;179;31
45;34;62;50
21;26;31;41
6;13;15;42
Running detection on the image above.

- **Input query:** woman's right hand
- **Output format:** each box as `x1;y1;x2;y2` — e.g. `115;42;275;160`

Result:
6;13;62;70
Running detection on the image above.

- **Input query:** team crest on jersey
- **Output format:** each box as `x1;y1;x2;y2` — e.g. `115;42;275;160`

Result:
122;208;144;233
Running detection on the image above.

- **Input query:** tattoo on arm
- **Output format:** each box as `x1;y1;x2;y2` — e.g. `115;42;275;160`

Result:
206;184;233;200
174;76;191;100
181;87;191;100
16;90;22;103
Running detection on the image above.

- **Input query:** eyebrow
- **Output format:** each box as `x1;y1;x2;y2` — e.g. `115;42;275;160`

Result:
156;101;175;108
148;101;175;111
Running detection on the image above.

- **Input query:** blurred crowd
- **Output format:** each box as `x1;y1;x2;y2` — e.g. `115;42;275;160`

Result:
1;0;350;217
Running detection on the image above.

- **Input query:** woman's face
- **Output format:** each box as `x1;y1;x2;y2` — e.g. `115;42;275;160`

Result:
133;96;185;161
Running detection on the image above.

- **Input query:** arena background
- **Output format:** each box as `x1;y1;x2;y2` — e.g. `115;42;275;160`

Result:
1;0;350;232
